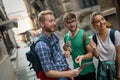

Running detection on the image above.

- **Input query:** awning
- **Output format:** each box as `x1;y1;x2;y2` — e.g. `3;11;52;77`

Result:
0;19;18;31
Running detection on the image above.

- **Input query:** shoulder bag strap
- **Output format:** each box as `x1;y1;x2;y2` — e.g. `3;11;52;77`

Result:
110;29;115;45
83;32;87;53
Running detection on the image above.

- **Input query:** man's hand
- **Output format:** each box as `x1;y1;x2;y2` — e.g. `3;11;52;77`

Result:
64;47;72;58
63;41;72;58
69;68;83;77
64;50;71;58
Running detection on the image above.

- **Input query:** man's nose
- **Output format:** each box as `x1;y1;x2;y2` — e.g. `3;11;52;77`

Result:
53;21;56;25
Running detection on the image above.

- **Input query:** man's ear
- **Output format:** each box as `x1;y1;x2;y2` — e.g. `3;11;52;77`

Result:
39;22;44;28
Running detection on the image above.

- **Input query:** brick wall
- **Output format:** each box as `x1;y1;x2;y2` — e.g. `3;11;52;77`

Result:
97;0;115;11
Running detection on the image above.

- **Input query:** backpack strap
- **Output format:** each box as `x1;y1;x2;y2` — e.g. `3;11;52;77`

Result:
83;32;87;53
92;34;97;44
36;35;53;53
36;34;58;63
92;29;115;45
110;29;115;45
83;32;86;44
52;33;59;49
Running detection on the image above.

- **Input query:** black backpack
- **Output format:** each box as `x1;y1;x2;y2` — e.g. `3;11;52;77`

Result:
92;29;116;45
25;34;59;77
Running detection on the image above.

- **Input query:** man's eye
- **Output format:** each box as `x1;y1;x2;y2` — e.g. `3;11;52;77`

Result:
67;22;70;24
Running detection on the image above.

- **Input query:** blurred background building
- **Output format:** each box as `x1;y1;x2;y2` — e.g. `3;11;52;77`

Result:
23;0;120;33
0;0;18;80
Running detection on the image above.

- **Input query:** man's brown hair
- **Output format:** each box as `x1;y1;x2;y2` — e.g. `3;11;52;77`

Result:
63;12;76;22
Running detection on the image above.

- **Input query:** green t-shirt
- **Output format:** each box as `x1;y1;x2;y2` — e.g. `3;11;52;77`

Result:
65;29;95;75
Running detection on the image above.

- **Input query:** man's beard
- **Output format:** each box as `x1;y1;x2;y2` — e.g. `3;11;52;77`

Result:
44;26;56;33
70;26;77;32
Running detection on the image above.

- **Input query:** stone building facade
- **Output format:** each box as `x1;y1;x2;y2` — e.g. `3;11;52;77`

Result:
97;0;120;30
23;0;120;32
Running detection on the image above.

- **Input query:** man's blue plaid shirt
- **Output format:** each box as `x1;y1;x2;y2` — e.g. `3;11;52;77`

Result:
35;33;69;73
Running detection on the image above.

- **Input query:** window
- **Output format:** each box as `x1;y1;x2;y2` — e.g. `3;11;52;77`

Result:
79;0;97;9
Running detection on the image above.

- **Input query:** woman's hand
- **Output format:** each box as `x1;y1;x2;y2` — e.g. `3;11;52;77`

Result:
75;55;84;66
89;38;100;58
89;38;97;49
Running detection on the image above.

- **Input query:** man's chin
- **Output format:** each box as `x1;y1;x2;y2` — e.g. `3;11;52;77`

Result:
51;29;56;32
70;29;76;32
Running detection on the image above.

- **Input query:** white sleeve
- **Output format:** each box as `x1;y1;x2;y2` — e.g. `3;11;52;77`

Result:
115;31;120;47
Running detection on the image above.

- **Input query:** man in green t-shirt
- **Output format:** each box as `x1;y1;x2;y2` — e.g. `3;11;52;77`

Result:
63;12;96;80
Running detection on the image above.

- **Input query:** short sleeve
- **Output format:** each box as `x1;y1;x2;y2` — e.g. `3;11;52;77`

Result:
115;31;120;47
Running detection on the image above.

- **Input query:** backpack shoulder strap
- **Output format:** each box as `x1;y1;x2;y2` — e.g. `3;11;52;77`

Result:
83;31;87;53
92;34;97;44
92;29;115;45
52;33;59;41
36;35;48;44
110;29;115;45
52;33;59;46
83;32;86;44
35;34;55;62
36;35;53;52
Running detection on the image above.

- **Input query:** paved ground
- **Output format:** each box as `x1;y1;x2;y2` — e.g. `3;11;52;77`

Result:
16;42;39;80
